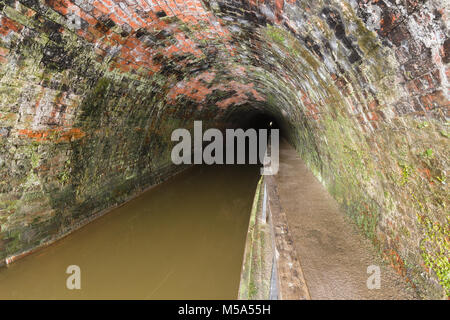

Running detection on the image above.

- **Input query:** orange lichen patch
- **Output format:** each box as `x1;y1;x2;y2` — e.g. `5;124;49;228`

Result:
383;249;407;277
18;127;86;143
57;128;85;142
417;167;432;182
34;87;46;110
18;129;47;141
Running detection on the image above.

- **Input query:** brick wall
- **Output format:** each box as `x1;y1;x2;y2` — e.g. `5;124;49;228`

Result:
0;0;448;298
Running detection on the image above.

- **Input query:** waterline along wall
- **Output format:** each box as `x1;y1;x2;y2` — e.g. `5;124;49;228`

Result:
0;0;448;298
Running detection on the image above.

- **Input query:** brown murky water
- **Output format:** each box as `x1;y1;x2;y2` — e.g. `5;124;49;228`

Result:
0;165;260;299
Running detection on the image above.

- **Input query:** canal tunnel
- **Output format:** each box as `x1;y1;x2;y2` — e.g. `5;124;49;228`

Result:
0;0;448;298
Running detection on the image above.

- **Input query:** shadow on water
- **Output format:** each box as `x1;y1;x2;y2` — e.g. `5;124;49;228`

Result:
0;164;260;299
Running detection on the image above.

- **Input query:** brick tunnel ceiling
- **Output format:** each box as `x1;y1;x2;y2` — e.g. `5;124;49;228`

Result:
1;0;447;127
0;0;449;297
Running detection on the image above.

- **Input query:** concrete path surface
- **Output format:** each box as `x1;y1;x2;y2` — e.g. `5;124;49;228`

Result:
275;140;417;299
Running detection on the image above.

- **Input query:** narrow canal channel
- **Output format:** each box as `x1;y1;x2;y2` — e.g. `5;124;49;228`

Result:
0;164;260;299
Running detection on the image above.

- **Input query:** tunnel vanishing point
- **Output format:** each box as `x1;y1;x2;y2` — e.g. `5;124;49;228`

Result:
0;0;448;299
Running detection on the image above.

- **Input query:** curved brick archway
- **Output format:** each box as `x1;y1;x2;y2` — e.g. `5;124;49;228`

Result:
0;0;448;298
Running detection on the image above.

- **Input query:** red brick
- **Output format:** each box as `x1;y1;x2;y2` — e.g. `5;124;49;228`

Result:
1;17;23;33
45;0;69;15
92;0;109;14
0;47;10;57
420;90;448;110
406;80;420;94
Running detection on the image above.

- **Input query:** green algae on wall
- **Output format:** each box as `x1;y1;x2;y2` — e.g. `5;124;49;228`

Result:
243;12;449;298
